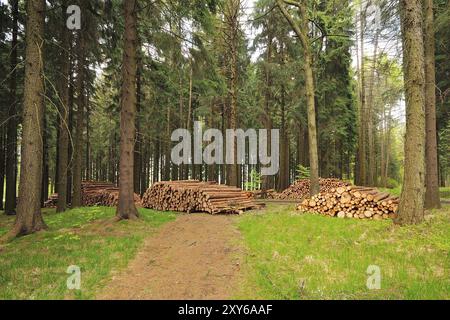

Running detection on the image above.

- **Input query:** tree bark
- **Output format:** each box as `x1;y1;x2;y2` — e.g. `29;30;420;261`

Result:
7;0;47;238
423;0;441;209
72;30;85;208
116;0;139;220
396;0;426;225
5;0;19;215
56;3;70;212
276;0;320;196
357;1;367;186
223;0;240;187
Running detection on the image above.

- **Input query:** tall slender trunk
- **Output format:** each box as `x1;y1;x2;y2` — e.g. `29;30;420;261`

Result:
72;30;85;208
56;3;71;212
223;0;240;187
0;123;5;211
423;0;441;209
396;0;426;225
134;59;142;193
366;21;380;186
41;115;49;206
7;0;47;238
276;0;320;196
116;0;139;220
5;0;19;215
357;1;367;186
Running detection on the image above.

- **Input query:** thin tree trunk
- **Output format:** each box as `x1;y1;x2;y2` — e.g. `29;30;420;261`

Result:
5;0;19;215
357;1;367;186
56;3;71;212
423;0;441;209
6;0;47;239
396;0;426;225
72;30;85;208
223;0;240;187
276;0;320;196
116;0;139;220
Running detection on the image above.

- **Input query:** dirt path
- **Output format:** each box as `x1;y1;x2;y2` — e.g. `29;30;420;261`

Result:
97;214;243;300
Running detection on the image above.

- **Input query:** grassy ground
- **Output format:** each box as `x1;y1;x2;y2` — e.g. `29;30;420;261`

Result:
236;204;450;300
0;207;176;299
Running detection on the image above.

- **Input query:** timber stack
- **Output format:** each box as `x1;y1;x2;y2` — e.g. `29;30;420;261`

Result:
44;193;59;208
141;180;262;214
81;181;141;207
247;189;277;199
276;178;350;200
296;185;399;220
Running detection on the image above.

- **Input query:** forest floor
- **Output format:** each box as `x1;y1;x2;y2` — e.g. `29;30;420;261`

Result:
0;207;176;299
0;199;449;300
97;214;243;299
235;204;450;299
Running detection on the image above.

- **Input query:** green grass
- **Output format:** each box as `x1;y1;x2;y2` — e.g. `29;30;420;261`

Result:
236;204;450;300
0;207;176;300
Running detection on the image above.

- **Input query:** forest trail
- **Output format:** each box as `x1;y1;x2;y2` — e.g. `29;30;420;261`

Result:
97;214;243;300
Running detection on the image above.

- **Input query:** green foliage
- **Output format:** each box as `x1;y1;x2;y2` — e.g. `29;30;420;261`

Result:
244;170;262;191
295;165;310;180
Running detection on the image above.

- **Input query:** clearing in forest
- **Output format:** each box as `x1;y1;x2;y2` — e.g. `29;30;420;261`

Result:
97;214;243;300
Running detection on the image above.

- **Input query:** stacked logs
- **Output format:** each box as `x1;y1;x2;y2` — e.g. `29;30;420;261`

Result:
247;189;277;199
44;194;59;208
81;181;141;207
296;185;399;220
141;180;262;214
43;182;141;208
276;178;350;200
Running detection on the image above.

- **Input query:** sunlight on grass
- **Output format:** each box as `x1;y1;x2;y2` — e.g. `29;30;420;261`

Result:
236;204;450;300
0;207;176;300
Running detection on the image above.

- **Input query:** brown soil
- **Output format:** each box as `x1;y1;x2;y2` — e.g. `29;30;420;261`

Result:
97;214;243;300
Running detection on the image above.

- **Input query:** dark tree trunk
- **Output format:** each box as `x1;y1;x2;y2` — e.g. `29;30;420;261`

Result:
7;0;47;238
133;59;142;194
396;0;426;225
116;0;139;220
5;0;19;215
0;126;5;211
41;115;49;206
56;5;71;212
72;30;86;208
423;0;441;209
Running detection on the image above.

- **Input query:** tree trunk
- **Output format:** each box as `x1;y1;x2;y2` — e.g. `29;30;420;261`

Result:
223;0;240;188
366;19;380;186
56;4;70;212
72;30;85;208
5;0;19;215
0;122;5;211
116;0;139;220
7;0;47;238
276;0;320;196
357;1;367;186
396;0;426;225
423;0;441;209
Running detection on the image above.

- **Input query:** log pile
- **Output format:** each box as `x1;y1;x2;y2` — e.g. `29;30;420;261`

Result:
246;189;277;199
81;181;141;207
44;194;59;208
141;180;262;214
296;185;399;220
276;178;350;200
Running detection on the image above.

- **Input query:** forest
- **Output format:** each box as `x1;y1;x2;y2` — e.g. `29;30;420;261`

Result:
0;0;449;301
